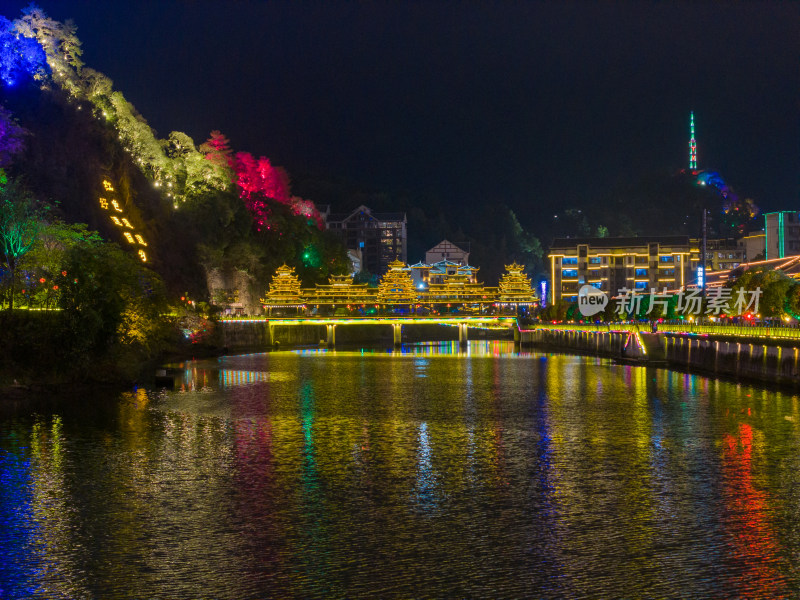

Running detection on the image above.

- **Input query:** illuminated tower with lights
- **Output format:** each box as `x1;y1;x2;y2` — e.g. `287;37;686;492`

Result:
689;111;697;170
498;263;537;304
261;264;306;315
377;260;417;305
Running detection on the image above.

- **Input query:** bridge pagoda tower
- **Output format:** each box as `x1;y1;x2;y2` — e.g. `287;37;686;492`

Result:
498;263;537;314
262;264;305;316
377;260;417;308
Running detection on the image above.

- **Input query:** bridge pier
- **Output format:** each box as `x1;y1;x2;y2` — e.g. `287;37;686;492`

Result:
393;323;402;347
326;324;336;348
458;323;468;347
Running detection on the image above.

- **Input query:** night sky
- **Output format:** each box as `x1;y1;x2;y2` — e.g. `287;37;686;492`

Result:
3;1;799;221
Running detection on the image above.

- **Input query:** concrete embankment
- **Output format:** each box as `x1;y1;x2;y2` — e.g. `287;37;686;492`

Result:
522;328;800;388
663;334;800;387
220;321;325;350
520;329;655;361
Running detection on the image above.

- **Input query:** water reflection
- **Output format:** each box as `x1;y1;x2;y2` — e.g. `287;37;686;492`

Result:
1;341;800;597
0;419;36;599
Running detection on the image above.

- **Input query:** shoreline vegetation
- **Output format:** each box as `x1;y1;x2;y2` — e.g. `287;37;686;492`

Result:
0;307;224;388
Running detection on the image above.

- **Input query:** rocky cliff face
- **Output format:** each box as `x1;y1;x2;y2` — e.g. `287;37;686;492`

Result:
206;267;263;315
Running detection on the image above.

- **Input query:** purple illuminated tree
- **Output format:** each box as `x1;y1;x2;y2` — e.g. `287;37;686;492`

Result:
0;105;26;167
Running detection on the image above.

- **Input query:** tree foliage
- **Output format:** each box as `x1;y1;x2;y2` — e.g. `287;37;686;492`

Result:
15;220;101;308
58;241;168;368
539;300;570;322
0;14;48;86
0;175;43;309
729;267;797;319
0;104;27;166
507;209;543;273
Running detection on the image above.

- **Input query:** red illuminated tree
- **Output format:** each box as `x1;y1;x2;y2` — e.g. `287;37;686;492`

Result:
199;130;233;169
200;138;323;232
230;152;290;231
232;152;290;202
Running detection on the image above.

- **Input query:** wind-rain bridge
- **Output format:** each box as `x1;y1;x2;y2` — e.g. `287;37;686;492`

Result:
221;316;520;349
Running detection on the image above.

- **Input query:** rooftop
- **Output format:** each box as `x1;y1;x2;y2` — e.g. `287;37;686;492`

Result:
550;235;692;249
327;205;406;223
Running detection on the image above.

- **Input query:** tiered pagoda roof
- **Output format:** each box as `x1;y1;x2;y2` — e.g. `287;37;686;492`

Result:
498;262;537;304
263;264;305;305
309;274;376;304
411;259;480;285
260;259;540;313
422;266;491;303
377;260;418;305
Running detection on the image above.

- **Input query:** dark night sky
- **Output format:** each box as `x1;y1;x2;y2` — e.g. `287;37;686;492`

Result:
3;1;799;221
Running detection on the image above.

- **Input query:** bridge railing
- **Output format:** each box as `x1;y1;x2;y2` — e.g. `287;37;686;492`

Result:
529;323;635;333
218;315;519;325
531;321;800;340
662;323;800;339
217;315;800;340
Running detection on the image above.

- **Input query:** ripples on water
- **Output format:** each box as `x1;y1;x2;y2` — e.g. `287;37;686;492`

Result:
2;341;800;598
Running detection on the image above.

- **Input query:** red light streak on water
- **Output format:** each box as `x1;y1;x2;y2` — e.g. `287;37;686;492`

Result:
721;422;789;595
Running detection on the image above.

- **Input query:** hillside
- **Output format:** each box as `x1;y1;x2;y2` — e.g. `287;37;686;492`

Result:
0;5;348;306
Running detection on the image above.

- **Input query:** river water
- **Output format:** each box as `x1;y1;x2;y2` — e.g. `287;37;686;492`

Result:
1;341;800;598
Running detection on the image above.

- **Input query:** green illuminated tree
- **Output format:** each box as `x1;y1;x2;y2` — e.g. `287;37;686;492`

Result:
0;177;43;310
786;285;800;319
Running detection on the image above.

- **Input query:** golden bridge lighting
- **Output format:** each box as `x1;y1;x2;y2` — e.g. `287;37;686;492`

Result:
259;262;540;315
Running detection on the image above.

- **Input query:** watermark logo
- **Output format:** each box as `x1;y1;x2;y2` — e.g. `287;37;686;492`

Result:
578;284;608;316
575;285;762;318
614;286;762;316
